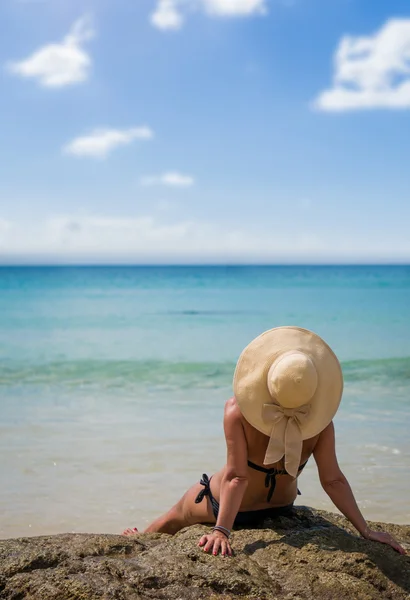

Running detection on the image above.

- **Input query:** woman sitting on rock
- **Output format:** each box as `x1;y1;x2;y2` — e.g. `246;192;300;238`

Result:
123;327;405;557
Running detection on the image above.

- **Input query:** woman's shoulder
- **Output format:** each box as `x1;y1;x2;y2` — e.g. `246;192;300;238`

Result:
224;397;242;421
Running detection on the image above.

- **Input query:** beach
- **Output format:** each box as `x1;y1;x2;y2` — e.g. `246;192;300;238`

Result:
0;265;409;539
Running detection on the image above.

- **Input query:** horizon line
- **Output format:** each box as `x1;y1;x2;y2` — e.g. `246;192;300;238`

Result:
0;263;409;268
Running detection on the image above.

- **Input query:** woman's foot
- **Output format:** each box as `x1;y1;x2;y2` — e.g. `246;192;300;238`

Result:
122;527;139;535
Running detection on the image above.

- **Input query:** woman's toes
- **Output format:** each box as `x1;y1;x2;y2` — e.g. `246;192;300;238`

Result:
122;527;138;536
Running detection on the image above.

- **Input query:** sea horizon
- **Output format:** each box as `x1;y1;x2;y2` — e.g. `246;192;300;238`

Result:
1;262;410;267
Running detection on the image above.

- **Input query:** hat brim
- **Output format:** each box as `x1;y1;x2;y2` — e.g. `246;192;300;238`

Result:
233;326;343;440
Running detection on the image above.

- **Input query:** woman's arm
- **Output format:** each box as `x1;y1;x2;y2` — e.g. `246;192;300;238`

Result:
199;397;248;556
216;397;249;528
314;422;405;554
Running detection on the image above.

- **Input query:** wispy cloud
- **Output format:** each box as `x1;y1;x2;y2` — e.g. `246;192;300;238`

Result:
0;214;325;262
63;127;154;159
150;0;267;31
140;172;195;187
151;0;184;30
1;214;409;264
7;15;95;88
314;19;410;111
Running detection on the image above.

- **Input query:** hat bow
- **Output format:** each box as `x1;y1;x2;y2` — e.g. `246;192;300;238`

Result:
262;403;310;477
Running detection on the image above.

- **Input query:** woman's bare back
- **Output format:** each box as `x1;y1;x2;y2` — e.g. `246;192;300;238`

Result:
209;397;320;511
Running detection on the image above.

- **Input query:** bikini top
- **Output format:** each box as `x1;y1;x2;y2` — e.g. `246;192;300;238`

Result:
247;459;308;502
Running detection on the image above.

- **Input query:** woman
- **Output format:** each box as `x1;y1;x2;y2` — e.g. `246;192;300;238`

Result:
123;327;405;557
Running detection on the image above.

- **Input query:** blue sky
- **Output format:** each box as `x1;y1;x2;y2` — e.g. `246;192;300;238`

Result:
1;0;410;264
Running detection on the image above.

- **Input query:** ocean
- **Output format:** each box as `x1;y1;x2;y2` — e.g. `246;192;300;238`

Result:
0;265;409;539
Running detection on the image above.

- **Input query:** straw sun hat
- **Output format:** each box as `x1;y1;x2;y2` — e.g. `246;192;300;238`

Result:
233;326;343;477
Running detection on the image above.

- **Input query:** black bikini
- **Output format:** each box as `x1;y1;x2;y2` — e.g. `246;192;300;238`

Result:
195;459;308;527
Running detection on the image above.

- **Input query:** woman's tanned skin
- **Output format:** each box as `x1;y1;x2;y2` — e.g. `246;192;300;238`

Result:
123;397;406;557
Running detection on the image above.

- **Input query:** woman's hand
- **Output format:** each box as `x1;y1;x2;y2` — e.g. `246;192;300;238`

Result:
198;530;233;557
363;528;406;555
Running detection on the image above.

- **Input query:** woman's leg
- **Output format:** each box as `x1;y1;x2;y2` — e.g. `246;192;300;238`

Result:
122;480;217;536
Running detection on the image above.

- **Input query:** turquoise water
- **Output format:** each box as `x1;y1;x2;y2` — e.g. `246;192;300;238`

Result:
0;265;409;538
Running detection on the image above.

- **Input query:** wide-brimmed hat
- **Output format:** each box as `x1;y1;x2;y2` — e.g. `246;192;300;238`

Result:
233;326;343;477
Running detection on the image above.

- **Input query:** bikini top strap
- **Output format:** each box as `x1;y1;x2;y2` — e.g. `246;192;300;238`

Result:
247;460;285;474
247;459;308;474
247;459;309;504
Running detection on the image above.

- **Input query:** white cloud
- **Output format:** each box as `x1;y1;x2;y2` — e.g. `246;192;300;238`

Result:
314;19;410;111
7;15;95;88
202;0;267;17
140;172;195;187
150;0;267;30
1;214;409;264
151;0;184;30
63;127;154;159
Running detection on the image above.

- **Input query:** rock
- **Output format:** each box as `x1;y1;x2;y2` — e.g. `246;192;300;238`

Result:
0;507;409;600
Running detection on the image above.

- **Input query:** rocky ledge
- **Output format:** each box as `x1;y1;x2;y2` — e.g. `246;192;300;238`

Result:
0;508;409;600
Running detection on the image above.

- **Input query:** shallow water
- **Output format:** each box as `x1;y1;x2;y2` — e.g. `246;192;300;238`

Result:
0;265;409;538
